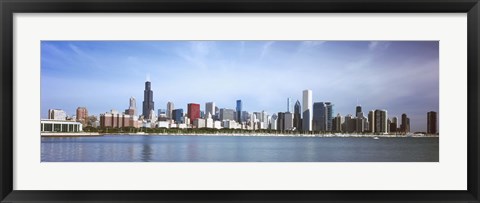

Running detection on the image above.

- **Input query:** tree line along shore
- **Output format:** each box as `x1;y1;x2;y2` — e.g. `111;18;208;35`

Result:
41;126;438;137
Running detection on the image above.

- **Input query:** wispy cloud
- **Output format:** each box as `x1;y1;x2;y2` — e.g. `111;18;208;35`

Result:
259;41;275;60
175;41;215;69
368;41;390;51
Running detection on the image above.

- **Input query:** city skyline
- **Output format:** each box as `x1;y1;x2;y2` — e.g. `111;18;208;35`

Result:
41;41;439;132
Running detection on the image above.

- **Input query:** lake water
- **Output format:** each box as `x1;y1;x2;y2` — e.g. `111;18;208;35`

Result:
41;135;439;162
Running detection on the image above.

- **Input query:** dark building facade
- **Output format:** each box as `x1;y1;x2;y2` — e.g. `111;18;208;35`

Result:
293;100;302;131
277;112;285;131
313;102;327;132
172;109;184;124
142;80;155;118
401;113;410;133
236;100;242;122
427;111;438;134
356;105;362;117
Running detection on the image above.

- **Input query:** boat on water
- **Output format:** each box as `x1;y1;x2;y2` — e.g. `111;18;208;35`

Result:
373;136;379;140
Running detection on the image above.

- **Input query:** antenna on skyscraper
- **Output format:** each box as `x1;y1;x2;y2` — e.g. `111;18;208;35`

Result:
146;73;150;82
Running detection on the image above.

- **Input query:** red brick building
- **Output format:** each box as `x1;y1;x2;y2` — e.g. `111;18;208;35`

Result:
187;103;200;124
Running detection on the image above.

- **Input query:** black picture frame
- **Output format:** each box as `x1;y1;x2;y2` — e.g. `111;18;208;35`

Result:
1;0;479;202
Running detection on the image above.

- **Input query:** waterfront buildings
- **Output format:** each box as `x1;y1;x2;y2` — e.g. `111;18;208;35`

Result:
48;81;432;134
427;111;438;134
76;107;88;126
48;109;67;120
41;119;83;132
99;109;139;128
142;80;155;118
302;90;313;131
187;103;200;124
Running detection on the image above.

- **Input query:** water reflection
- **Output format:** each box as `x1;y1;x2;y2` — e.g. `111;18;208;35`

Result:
41;136;439;162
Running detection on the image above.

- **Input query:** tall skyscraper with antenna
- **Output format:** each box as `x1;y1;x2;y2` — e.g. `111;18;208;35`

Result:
142;77;154;119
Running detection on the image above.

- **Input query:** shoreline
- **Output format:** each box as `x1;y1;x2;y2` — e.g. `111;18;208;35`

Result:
41;132;439;138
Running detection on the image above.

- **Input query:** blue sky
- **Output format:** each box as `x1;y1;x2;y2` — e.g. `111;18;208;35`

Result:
41;41;439;132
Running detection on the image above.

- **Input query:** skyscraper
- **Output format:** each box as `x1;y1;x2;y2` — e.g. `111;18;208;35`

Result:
205;102;215;117
368;110;375;133
270;113;278;130
236;100;242;122
401;113;410;133
284;112;294;131
166;102;174;119
277;112;285;131
142;79;154;118
374;109;388;134
313;102;326;132
125;97;136;116
76;107;88;126
390;117;398;132
287;97;291;112
220;108;235;121
129;97;136;111
356;105;362;117
427;111;438;134
325;102;333;132
187;103;200;124
293;100;302;131
172;109;184;124
302;90;313;132
333;113;344;132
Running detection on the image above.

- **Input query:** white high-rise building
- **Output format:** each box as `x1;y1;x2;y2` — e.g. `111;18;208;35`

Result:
302;90;313;131
205;113;214;128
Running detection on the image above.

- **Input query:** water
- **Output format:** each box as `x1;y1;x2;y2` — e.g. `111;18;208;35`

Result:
41;135;439;162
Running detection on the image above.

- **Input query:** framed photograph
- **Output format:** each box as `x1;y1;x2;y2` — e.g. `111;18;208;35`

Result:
1;0;479;202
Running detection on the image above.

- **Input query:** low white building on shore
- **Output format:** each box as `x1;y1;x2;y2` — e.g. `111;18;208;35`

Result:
41;119;83;132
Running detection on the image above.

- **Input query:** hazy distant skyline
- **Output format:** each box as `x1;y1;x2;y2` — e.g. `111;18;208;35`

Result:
41;41;439;132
